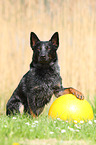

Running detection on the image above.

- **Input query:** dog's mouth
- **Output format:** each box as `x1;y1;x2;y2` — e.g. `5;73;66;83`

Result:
38;56;50;64
39;60;49;64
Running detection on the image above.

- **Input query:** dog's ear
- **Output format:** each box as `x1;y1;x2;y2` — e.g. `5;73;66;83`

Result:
30;32;40;49
50;32;59;48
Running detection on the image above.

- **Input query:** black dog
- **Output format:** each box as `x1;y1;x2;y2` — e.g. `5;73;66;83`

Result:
6;32;84;116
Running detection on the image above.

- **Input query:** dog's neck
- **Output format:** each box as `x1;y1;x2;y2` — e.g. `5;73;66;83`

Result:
30;61;60;78
30;58;57;69
30;59;59;73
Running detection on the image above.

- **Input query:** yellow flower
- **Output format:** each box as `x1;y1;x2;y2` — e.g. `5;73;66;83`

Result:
12;143;19;145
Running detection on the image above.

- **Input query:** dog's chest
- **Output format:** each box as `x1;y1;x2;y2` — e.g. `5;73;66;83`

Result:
25;67;61;94
27;68;60;94
24;67;61;105
33;72;60;104
35;69;60;88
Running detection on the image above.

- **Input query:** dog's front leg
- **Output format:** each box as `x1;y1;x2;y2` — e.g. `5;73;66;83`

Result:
27;96;37;117
27;95;44;117
54;86;84;100
63;87;84;100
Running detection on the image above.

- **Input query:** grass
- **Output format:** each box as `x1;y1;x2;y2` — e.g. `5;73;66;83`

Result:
0;100;96;145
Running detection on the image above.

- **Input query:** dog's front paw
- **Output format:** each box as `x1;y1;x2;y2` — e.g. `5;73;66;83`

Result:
70;88;84;100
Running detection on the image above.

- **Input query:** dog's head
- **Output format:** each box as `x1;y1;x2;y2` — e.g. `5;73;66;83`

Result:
30;32;59;67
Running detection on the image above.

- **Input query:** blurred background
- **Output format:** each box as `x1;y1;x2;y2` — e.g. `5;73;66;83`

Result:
0;0;96;113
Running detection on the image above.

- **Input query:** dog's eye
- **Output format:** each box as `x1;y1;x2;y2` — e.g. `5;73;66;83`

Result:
37;47;41;51
37;48;40;51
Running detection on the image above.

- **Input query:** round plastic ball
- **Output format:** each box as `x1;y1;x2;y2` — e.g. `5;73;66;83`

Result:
48;94;94;122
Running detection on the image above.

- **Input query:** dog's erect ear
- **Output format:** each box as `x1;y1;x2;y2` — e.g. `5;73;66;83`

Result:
30;32;40;48
50;32;59;48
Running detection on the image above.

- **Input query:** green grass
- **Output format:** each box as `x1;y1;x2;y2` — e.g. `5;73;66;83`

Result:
0;105;96;145
0;96;96;145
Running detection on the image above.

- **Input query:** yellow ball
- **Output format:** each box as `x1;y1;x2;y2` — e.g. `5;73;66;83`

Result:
48;94;94;122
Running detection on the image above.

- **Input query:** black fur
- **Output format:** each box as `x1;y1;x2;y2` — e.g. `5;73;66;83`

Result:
6;32;64;116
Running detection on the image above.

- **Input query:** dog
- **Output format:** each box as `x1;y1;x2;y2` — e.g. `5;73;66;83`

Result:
6;32;84;116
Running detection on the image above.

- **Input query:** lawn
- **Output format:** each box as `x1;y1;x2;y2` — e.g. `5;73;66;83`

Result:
0;98;96;145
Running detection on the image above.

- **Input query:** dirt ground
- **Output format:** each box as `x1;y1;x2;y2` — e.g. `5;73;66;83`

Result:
20;139;95;145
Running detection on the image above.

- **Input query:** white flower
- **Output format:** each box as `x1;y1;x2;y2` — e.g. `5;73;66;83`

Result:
61;129;66;133
25;122;30;126
57;118;62;121
70;128;75;132
80;120;84;124
50;131;54;134
12;117;16;120
31;122;38;127
34;121;38;124
74;120;77;123
32;123;36;125
68;126;75;132
66;120;68;123
31;124;36;128
75;129;79;132
74;124;81;129
94;120;96;123
88;120;92;125
54;121;57;123
4;125;7;128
